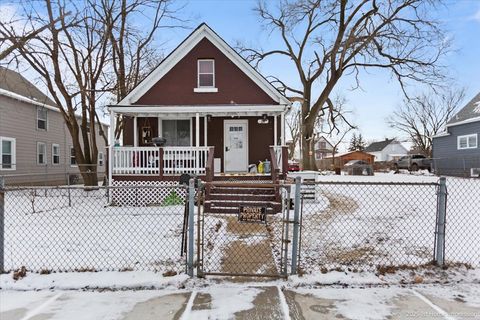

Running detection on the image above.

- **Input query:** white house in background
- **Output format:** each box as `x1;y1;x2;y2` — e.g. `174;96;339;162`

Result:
365;138;408;162
314;136;334;160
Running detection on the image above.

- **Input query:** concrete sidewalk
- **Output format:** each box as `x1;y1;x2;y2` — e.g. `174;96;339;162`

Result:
2;283;479;320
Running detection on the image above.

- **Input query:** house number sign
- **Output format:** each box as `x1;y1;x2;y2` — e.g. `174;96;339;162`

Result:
238;206;267;223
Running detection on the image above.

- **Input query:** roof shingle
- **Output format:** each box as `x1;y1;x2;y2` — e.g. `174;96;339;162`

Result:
0;67;56;106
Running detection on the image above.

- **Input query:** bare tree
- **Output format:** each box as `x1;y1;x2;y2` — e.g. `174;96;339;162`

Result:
1;0;182;185
321;101;355;170
388;88;465;157
93;0;185;139
285;105;301;159
241;0;448;170
1;1;110;185
0;12;70;61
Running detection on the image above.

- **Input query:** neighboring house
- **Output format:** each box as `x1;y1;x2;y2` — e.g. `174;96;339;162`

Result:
319;150;375;170
365;138;408;162
432;92;480;177
315;136;334;160
108;23;290;184
0;67;108;185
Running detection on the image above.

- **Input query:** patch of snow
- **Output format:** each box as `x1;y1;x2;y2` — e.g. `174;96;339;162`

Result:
0;271;189;291
189;287;261;320
296;287;401;320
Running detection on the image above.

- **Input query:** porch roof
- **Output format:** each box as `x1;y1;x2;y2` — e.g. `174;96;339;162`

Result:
108;104;289;117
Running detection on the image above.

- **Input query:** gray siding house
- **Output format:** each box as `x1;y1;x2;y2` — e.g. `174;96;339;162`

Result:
432;92;480;177
0;67;107;185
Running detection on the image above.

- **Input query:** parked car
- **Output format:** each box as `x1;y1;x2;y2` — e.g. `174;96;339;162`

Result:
288;161;300;172
342;160;374;176
393;155;432;172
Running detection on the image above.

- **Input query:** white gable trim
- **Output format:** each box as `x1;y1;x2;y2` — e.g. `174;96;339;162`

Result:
118;24;290;106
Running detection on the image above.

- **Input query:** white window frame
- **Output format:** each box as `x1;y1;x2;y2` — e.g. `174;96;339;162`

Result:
52;144;60;165
98;151;104;166
0;136;16;171
70;146;77;167
37;107;48;130
194;59;218;93
457;134;478;150
37;142;47;165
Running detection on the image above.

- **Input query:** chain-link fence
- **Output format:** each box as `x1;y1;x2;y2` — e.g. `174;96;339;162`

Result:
298;181;438;272
443;178;480;267
1;184;188;274
1;170;106;187
297;178;479;273
432;155;480;178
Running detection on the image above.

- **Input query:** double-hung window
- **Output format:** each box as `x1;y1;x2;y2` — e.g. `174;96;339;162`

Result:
37;142;47;165
70;147;77;166
194;59;217;92
37;107;48;130
457;134;478;150
0;137;16;170
52;144;60;165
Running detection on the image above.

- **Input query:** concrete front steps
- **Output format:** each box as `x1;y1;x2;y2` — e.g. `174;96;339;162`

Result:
204;182;282;214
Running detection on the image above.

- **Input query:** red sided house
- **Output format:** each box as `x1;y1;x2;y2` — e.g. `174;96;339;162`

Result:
107;24;289;212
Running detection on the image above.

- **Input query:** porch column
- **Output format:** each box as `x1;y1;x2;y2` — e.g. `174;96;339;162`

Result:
204;116;208;146
195;113;200;147
108;110;115;188
281;111;285;145
274;114;278;146
133;116;138;147
195;113;200;173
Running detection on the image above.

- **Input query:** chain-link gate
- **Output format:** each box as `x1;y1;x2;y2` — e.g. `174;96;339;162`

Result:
197;182;292;277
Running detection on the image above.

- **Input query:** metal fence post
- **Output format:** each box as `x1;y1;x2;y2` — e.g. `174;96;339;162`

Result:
187;178;195;277
435;177;447;266
0;177;4;273
291;176;301;275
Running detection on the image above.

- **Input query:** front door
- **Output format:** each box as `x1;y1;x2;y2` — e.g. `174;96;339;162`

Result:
224;120;248;172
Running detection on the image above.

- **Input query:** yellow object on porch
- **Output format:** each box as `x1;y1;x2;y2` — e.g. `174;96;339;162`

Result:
258;161;264;174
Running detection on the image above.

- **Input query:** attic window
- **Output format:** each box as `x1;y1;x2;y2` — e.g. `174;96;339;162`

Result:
194;59;218;93
37;107;47;130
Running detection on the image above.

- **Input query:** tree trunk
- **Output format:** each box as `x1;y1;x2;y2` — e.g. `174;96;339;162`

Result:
301;121;318;171
79;165;98;187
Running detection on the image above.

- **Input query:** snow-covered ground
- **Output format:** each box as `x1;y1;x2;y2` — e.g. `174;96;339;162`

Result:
3;187;187;273
295;172;479;271
3;172;478;277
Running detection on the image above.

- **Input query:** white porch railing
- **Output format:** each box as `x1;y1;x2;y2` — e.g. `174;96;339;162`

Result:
163;147;209;175
112;146;210;176
113;147;160;175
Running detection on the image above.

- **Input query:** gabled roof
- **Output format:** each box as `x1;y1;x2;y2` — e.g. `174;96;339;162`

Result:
365;139;395;152
447;91;480;126
118;23;290;106
315;135;333;148
0;67;56;106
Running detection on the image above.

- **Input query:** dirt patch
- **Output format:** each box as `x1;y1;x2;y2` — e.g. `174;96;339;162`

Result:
325;246;376;265
317;193;359;221
220;216;278;275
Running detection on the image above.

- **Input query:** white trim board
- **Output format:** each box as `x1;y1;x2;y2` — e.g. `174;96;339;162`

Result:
117;23;290;106
109;105;288;115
